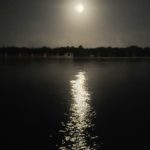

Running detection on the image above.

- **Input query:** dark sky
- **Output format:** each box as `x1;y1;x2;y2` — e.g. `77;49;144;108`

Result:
0;0;150;47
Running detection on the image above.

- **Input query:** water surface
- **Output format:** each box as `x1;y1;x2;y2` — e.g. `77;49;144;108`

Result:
0;59;150;149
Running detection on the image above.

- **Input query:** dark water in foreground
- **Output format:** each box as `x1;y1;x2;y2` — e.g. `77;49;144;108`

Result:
0;59;150;150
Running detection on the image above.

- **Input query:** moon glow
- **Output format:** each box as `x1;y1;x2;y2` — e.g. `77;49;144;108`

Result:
75;3;84;13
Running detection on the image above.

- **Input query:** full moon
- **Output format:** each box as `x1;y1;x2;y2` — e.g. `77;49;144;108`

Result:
75;3;84;13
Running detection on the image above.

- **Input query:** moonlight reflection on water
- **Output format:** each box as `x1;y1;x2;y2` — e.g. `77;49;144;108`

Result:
59;72;99;150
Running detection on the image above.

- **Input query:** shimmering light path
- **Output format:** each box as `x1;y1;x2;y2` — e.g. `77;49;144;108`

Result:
59;72;99;150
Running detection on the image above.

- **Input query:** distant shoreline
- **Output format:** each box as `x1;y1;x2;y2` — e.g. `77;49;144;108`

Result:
1;56;150;60
1;46;150;59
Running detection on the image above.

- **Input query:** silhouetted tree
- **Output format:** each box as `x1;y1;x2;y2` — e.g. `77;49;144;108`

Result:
0;46;150;58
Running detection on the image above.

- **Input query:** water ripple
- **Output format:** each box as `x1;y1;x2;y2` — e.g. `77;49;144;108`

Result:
59;72;99;150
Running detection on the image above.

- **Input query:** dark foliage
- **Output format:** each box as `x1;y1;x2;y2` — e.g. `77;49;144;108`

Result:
0;46;150;58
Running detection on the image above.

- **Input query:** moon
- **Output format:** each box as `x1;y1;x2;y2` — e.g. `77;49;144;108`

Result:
75;3;84;13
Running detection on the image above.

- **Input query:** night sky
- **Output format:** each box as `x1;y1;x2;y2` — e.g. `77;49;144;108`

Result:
0;0;150;47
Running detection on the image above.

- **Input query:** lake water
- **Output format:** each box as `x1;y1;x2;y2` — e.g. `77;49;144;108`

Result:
0;59;150;150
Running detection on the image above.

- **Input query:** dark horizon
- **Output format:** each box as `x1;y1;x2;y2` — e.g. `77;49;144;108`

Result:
1;45;150;58
0;45;150;49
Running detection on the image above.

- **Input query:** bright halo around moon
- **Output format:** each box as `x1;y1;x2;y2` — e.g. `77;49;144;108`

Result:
75;3;84;13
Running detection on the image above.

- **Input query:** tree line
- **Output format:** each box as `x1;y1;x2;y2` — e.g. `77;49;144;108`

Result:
0;46;150;57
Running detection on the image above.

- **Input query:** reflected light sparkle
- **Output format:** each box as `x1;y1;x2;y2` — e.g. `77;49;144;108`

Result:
59;72;99;150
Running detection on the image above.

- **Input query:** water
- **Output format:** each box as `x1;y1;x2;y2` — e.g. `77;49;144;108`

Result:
59;72;98;150
0;59;150;150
